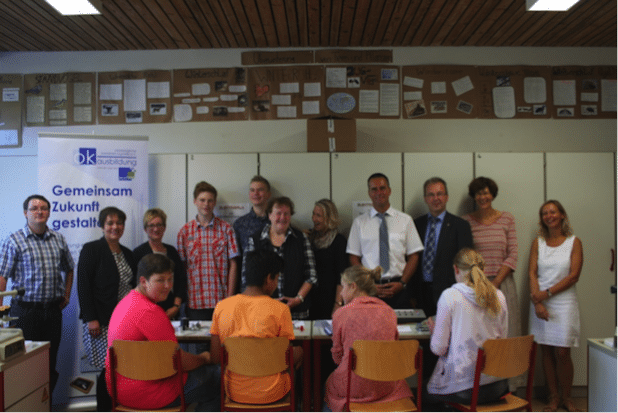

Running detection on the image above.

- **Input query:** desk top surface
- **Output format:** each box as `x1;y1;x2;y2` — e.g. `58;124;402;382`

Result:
174;320;313;342
174;320;430;342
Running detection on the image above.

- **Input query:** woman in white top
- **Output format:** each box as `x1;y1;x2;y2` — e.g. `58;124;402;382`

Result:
426;248;508;405
528;200;583;413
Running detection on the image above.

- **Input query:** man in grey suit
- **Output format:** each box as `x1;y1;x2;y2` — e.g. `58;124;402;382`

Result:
413;177;473;318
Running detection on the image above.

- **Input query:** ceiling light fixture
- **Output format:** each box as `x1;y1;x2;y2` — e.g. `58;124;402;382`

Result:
45;0;102;15
526;0;581;11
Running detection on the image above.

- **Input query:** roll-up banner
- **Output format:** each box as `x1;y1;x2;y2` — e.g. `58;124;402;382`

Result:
38;132;148;408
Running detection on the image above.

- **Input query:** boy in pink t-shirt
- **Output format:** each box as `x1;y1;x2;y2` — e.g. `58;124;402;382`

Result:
106;254;219;410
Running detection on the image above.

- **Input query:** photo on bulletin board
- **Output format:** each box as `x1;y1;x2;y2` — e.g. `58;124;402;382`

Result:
551;66;616;119
401;65;480;119
324;65;400;119
0;74;22;148
478;66;552;119
172;67;249;122
98;70;172;125
248;66;325;120
24;72;96;127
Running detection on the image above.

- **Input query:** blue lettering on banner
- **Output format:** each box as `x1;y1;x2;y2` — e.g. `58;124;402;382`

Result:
76;148;97;165
51;200;101;213
52;184;133;197
51;216;100;231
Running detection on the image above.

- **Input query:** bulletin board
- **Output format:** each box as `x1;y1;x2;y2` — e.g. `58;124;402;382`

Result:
478;66;552;119
323;65;400;119
401;65;479;119
248;66;325;120
172;68;248;122
98;70;172;124
551;66;617;119
0;74;22;147
24;72;96;126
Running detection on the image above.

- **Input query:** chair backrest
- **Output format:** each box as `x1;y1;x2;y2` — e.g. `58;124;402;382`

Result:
223;336;290;377
351;339;419;381
111;340;179;381
481;335;535;378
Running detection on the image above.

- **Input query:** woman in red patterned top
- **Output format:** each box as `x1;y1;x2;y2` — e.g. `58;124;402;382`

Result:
462;177;520;342
324;265;413;411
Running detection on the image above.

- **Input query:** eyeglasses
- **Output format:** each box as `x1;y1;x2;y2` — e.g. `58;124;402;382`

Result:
146;223;165;229
28;207;49;212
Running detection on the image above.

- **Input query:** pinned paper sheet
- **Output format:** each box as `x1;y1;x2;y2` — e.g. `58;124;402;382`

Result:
523;77;546;104
174;104;193;121
553;80;576;105
493;87;515;118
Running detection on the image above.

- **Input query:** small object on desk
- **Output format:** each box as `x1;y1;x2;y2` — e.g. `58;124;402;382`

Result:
0;305;10;317
394;308;426;323
315;320;333;336
293;320;306;332
416;320;430;333
181;317;189;331
0;328;26;361
70;377;94;394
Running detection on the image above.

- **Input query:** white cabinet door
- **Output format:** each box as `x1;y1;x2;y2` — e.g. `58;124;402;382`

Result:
332;153;402;236
404;153;474;219
260;153;330;231
546;152;616;385
148;154;187;246
187;154;258;224
474;153;545;332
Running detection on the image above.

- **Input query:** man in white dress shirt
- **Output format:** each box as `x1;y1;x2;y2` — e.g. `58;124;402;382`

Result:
346;173;423;308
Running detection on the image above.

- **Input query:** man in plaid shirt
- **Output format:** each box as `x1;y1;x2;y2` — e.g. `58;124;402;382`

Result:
177;181;239;321
0;194;74;392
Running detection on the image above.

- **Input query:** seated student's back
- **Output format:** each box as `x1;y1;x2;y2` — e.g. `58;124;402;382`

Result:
210;249;296;404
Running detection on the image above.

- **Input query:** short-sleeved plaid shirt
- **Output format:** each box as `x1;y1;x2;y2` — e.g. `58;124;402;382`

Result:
0;225;74;303
177;217;239;309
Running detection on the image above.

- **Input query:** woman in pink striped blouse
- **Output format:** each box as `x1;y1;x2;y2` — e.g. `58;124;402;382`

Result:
462;177;520;343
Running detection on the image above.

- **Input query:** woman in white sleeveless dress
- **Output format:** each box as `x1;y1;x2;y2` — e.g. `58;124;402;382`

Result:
528;200;583;412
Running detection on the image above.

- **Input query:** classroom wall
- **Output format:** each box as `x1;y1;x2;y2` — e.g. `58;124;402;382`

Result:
0;47;616;159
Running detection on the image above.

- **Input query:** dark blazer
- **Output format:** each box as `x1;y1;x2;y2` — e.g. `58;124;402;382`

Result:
413;211;473;307
77;237;137;326
133;242;187;310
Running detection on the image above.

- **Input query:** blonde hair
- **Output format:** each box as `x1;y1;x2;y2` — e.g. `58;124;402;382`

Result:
538;200;573;239
341;265;382;296
453;248;501;317
314;199;340;231
143;208;167;229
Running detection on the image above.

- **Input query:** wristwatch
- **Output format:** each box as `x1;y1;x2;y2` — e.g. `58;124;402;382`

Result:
399;280;407;289
546;288;552;297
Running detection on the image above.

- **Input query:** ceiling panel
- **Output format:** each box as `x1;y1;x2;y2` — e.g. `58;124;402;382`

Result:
0;0;615;51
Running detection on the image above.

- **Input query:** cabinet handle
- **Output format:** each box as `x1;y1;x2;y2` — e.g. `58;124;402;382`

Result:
611;249;615;272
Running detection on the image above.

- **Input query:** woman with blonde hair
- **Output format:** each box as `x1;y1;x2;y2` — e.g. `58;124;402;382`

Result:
307;199;347;319
324;265;413;411
133;208;186;319
426;248;509;406
528;200;583;412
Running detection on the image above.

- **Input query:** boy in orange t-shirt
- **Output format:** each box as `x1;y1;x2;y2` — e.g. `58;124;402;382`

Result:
210;249;303;404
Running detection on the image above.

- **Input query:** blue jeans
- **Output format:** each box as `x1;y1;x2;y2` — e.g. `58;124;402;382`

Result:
166;364;221;411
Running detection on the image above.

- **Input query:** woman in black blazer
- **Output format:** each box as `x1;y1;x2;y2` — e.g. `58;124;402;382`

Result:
77;206;137;370
78;206;137;411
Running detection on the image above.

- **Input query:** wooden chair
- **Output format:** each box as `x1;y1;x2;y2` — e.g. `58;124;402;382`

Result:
345;339;422;412
108;340;186;412
220;336;295;411
446;335;537;412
